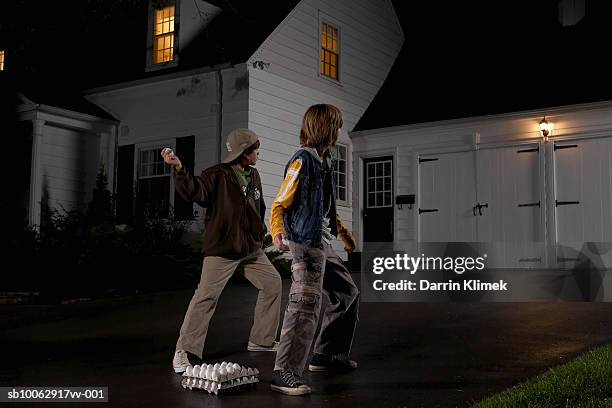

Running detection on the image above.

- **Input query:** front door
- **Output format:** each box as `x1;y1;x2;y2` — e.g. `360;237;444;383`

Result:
363;156;394;242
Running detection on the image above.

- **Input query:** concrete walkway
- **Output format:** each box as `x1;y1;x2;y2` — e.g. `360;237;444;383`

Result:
1;275;612;407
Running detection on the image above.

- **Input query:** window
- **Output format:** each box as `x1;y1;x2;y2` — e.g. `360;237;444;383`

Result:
367;160;392;208
331;144;348;203
153;4;175;64
138;147;172;217
0;50;4;71
320;22;339;80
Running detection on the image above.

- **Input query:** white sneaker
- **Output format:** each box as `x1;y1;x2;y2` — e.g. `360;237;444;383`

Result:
173;350;192;373
247;341;279;352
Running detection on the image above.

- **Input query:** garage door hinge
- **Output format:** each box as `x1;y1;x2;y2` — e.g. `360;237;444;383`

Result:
519;257;542;262
518;201;540;208
555;200;580;206
419;158;439;164
554;144;578;151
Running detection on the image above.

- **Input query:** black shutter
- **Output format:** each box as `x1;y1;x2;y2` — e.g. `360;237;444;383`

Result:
116;144;135;224
174;136;195;220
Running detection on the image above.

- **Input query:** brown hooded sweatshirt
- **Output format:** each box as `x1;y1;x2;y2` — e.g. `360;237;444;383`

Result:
173;163;266;259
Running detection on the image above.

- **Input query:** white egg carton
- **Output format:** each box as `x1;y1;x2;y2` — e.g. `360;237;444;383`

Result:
181;361;259;395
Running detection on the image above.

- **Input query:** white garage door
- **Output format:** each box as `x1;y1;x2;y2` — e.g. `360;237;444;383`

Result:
418;143;543;268
477;144;543;268
418;149;477;242
554;137;612;269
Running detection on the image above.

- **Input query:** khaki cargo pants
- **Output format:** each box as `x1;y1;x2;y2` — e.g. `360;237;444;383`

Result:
274;241;360;375
176;249;281;358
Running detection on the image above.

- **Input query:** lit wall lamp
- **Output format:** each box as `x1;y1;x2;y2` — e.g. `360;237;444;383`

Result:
540;117;553;138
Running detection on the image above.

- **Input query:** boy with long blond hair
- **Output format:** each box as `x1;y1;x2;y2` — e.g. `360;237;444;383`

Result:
269;104;360;396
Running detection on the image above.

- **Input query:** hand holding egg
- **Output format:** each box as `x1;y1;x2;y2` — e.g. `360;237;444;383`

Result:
161;147;182;168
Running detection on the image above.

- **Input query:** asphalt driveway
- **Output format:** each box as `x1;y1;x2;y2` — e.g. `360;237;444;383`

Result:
1;275;612;407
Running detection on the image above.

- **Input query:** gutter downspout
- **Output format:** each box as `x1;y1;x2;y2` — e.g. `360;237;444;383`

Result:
216;70;223;163
112;123;119;198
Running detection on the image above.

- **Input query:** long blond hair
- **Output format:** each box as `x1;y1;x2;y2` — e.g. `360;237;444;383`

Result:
299;104;343;154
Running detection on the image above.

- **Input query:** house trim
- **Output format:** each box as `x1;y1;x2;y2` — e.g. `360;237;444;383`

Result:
350;100;612;139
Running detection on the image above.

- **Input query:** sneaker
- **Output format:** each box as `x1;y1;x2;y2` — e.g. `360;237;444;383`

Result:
308;353;358;372
172;349;194;374
247;340;279;352
270;370;311;396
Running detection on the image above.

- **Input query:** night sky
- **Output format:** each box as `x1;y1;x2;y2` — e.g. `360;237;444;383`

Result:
2;1;608;130
356;0;608;130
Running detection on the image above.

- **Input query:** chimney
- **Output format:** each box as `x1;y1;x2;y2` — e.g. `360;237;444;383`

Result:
558;0;585;27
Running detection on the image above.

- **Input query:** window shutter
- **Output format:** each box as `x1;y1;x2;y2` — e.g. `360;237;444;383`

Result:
116;144;135;224
174;136;195;220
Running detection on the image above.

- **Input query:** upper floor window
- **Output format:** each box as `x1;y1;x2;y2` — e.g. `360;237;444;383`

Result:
331;143;348;203
320;22;339;80
153;4;176;64
0;50;5;71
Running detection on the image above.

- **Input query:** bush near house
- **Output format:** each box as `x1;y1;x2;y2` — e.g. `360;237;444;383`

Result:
2;165;291;302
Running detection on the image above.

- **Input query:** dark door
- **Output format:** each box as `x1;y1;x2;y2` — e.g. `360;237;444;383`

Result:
363;156;394;242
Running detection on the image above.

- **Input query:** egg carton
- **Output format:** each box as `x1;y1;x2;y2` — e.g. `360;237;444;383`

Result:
181;361;260;395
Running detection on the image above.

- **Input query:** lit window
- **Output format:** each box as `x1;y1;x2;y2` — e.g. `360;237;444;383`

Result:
331;144;347;202
138;147;172;217
0;50;4;71
320;22;339;80
153;5;175;64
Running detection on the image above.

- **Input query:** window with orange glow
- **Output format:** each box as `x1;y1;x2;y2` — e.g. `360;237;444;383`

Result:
0;50;5;71
320;22;339;80
153;5;175;64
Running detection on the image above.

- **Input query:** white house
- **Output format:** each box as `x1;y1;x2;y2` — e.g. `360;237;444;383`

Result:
82;0;404;258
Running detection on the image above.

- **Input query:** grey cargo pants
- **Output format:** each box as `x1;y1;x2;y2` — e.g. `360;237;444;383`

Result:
274;241;360;375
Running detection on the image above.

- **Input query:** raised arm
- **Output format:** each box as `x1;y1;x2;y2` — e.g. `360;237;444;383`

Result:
161;148;214;206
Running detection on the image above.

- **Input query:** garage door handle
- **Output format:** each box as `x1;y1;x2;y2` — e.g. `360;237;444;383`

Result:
478;202;488;216
555;200;580;206
419;208;438;214
557;257;580;262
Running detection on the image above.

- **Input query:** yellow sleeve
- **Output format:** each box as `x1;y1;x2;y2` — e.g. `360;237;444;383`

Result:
270;159;302;238
336;213;356;251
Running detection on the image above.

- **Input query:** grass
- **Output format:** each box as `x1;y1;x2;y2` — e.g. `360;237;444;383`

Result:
474;343;612;408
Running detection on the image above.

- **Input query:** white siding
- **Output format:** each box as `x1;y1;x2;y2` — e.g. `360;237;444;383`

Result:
40;126;101;212
249;0;402;115
88;66;249;229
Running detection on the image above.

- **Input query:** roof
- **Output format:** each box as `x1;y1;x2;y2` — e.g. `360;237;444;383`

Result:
355;0;610;131
1;0;301;113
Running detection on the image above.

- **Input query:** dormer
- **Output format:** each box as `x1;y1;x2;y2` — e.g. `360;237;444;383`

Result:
145;0;222;71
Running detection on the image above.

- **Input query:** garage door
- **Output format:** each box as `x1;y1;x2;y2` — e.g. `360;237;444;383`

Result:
553;137;612;269
418;143;543;268
477;144;543;268
418;150;477;242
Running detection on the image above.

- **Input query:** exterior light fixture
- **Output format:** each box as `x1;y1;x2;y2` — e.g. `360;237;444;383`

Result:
540;117;552;138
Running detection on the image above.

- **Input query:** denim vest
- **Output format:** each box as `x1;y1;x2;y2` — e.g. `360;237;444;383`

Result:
284;148;338;247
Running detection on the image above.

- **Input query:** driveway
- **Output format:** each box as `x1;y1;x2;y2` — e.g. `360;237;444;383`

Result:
1;275;611;407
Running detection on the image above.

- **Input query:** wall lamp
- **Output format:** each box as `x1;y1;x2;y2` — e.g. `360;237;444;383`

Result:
540;117;553;138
